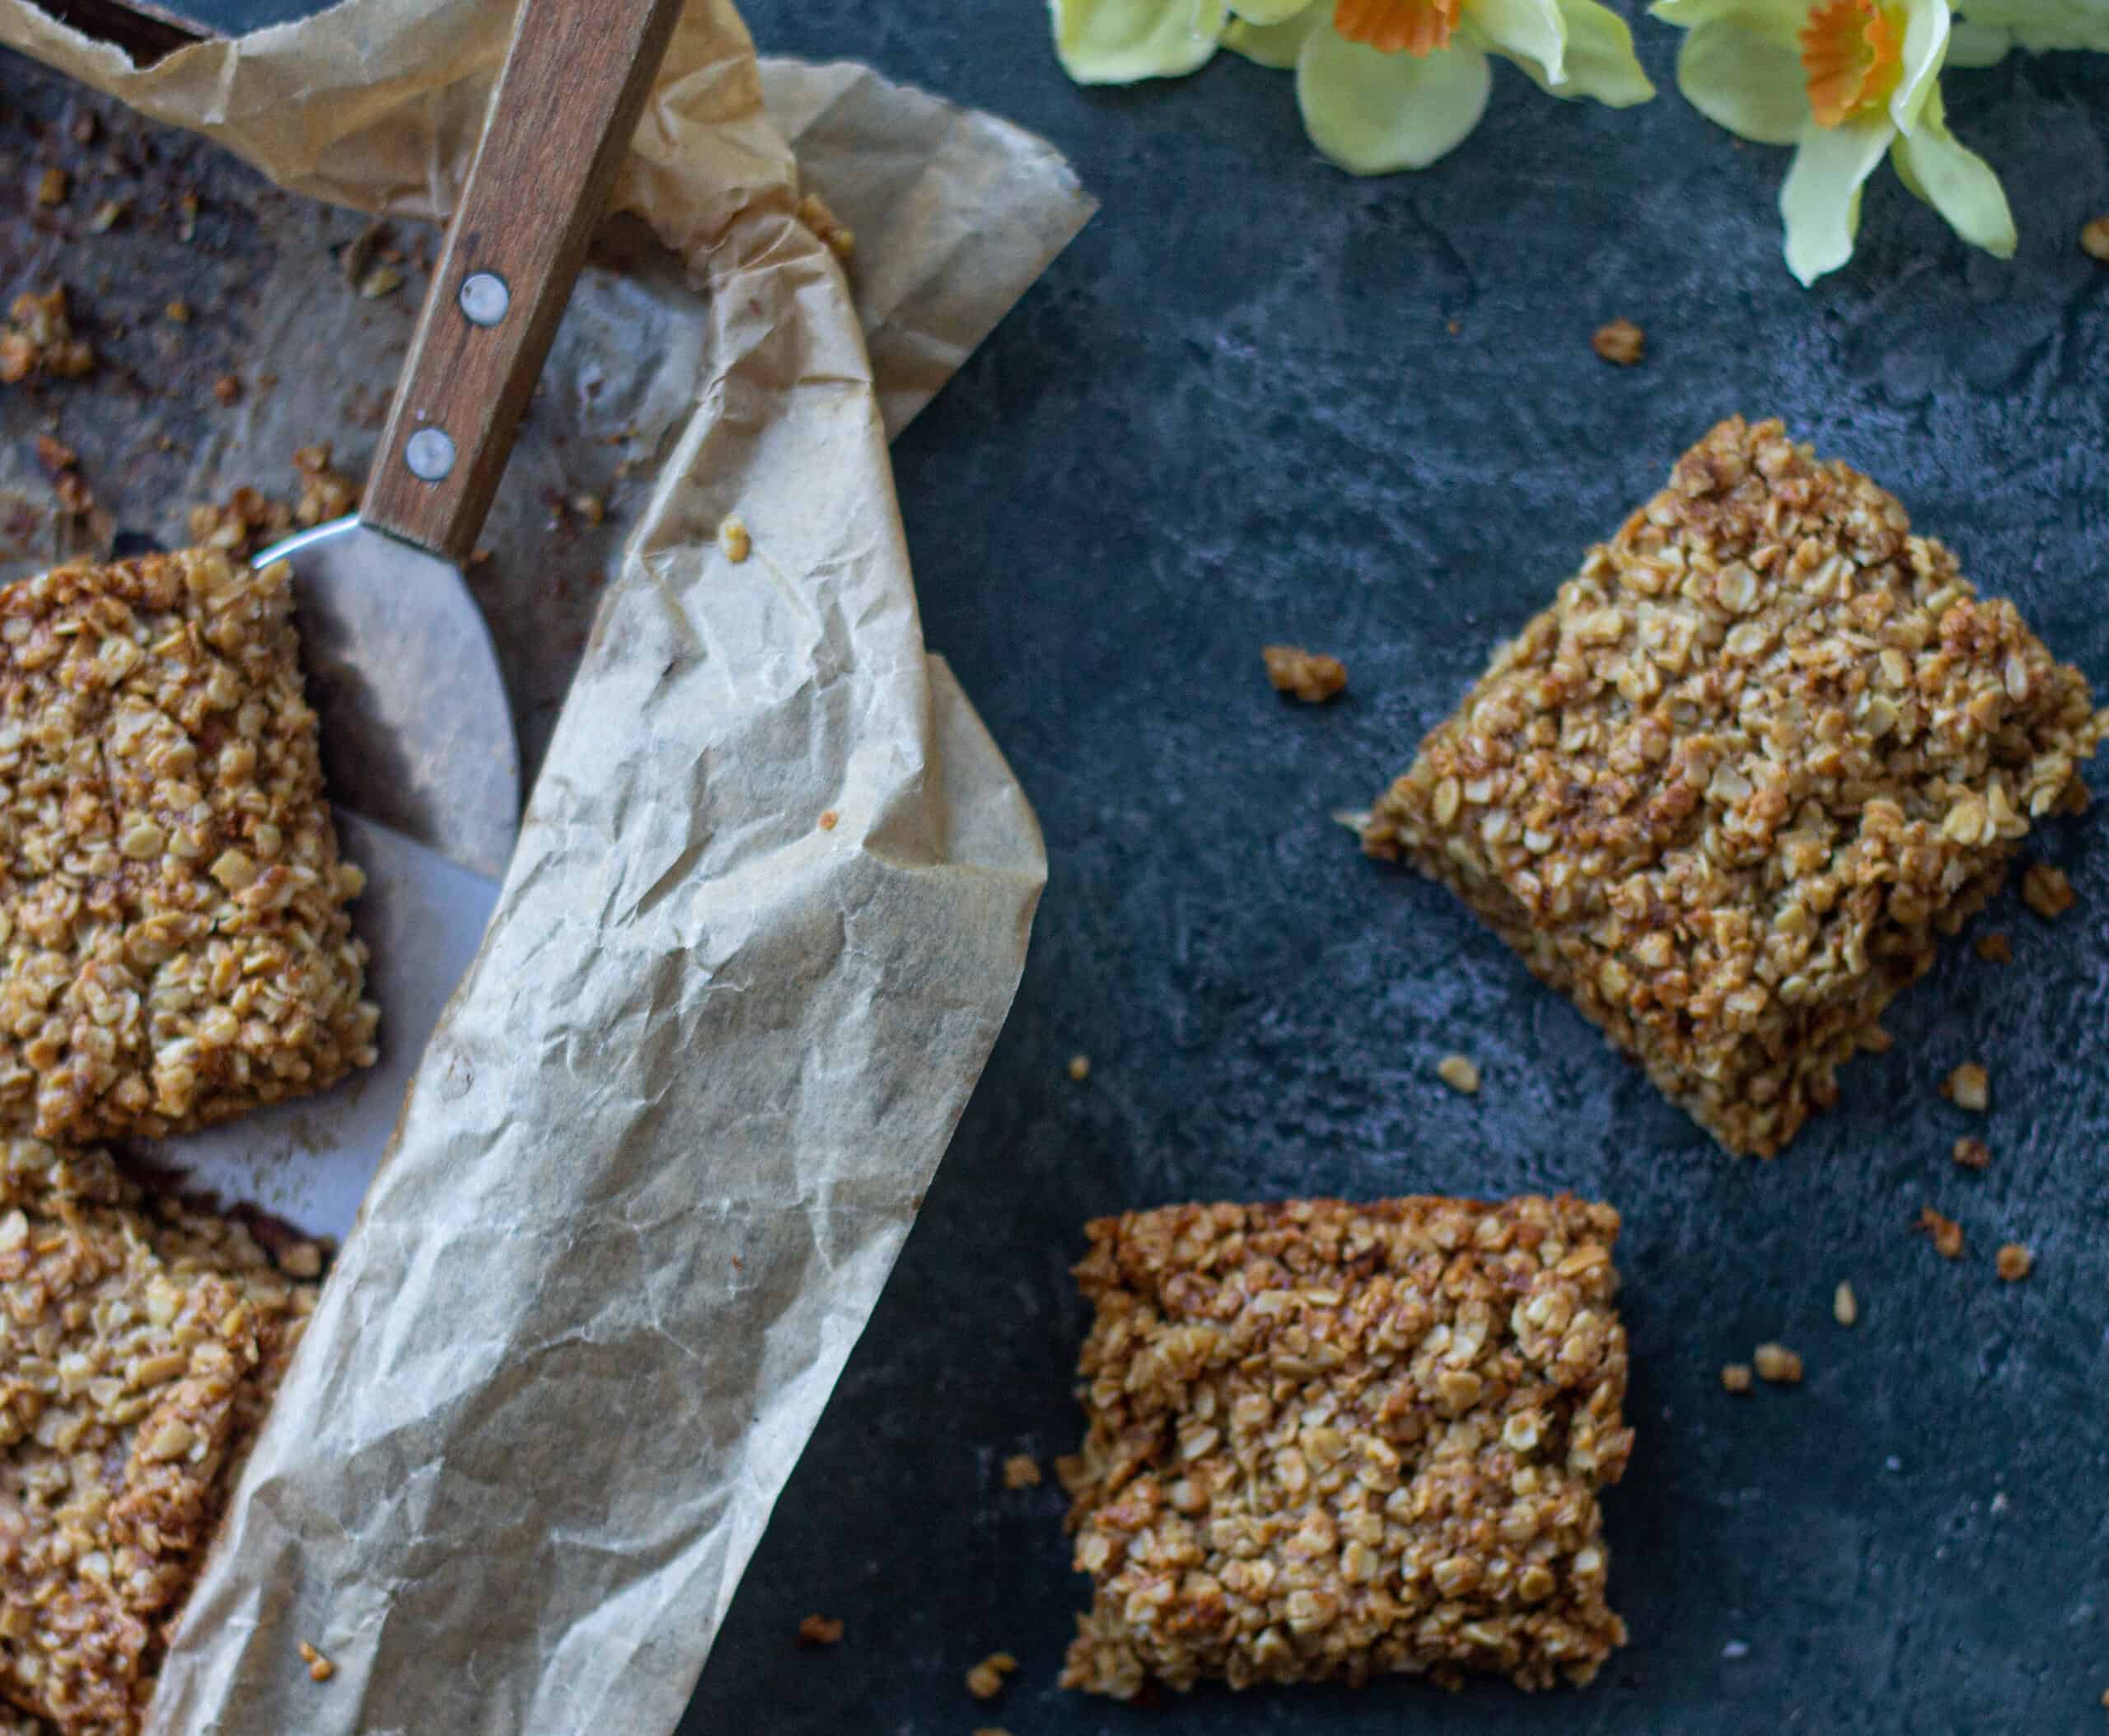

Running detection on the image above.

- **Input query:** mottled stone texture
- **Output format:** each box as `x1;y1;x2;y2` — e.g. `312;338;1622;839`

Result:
80;2;2109;1730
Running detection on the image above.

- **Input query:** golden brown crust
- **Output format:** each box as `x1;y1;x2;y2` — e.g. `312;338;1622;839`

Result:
1363;416;2106;1156
0;549;376;1144
0;1140;319;1734
1058;1195;1631;1700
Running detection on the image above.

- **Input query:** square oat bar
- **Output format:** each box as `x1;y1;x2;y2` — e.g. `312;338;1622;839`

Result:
1059;1196;1632;1699
1363;417;2105;1157
0;1139;320;1734
0;550;376;1144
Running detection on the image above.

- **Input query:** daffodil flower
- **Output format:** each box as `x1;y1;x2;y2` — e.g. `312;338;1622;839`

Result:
1050;0;1653;175
1654;0;2016;284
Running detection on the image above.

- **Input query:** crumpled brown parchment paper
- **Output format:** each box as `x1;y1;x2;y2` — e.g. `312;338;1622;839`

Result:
0;2;1092;1730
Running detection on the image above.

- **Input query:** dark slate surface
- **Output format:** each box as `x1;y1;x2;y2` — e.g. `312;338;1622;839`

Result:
67;2;2109;1731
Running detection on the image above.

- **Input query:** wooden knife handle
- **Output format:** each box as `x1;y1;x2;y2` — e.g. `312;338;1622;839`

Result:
362;0;686;562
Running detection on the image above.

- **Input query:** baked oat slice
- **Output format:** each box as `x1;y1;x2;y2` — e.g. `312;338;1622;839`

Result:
0;549;376;1144
0;1140;320;1735
1059;1195;1632;1700
1363;417;2107;1157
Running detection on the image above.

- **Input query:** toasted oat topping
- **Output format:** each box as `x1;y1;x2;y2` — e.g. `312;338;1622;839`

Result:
1917;1208;1964;1260
1752;1343;1802;1384
1067;1055;1091;1083
1590;320;1645;367
0;291;94;389
1944;1064;1990;1113
1059;1196;1631;1700
1434;1054;1480;1095
1363;418;2104;1158
1832;1282;1857;1327
188;447;358;561
1994;1243;2032;1282
2081;216;2109;262
0;549;376;1144
718;517;751;564
0;1139;317;1734
797;1614;844;1647
1003;1453;1043;1490
1974;932;2013;965
1264;645;1349;705
2020;862;2075;919
297;1640;334;1683
1952;1136;1990;1170
1719;1363;1753;1394
966;1652;1017;1700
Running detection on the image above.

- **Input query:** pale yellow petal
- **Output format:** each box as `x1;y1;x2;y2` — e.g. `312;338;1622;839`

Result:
1051;0;1228;83
1296;27;1493;173
1650;0;1804;53
1225;4;1326;64
1891;0;1952;129
1676;19;1806;143
1467;0;1567;83
1780;113;1893;285
1229;0;1313;20
1889;87;2016;257
1507;0;1654;104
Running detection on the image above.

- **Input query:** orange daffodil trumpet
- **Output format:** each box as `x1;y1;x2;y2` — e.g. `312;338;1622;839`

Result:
1050;0;1655;175
1652;0;2016;283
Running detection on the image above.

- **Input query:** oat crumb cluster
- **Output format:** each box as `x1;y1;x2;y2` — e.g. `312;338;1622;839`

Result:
0;549;376;1145
0;1140;320;1734
1058;1195;1632;1700
1362;417;2106;1157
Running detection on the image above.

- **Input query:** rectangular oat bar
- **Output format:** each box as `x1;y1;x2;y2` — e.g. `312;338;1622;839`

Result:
1059;1195;1632;1699
0;1139;320;1734
1363;417;2106;1156
0;550;376;1144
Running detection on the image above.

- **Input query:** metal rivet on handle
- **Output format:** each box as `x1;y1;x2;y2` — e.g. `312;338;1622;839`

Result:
459;272;511;328
404;428;457;483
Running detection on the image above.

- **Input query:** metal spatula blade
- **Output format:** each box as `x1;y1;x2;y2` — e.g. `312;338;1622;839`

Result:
262;517;519;882
140;0;689;1219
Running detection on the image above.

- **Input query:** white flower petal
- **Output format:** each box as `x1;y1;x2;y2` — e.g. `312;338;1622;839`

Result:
1542;0;1657;105
1675;19;1806;143
1891;0;1952;130
1649;0;1804;53
1468;0;1568;83
1051;0;1228;83
1229;0;1314;20
1780;112;1894;285
1224;4;1326;65
1296;28;1493;173
1889;87;2017;257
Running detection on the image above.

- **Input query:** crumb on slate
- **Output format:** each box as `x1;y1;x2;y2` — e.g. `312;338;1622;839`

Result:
1918;1207;1965;1260
213;373;241;405
1003;1453;1042;1490
797;1614;844;1647
1833;1282;1857;1327
164;298;192;324
298;1640;334;1683
1263;643;1348;704
966;1652;1017;1700
33;166;66;208
2021;862;2076;919
1952;1136;1991;1171
1753;1343;1802;1385
1995;1243;2032;1282
1943;1063;1990;1113
1975;932;2013;965
2081;215;2109;262
1067;1054;1091;1083
1591;318;1645;366
1720;1362;1753;1394
1435;1053;1480;1095
1;286;96;385
818;810;838;832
